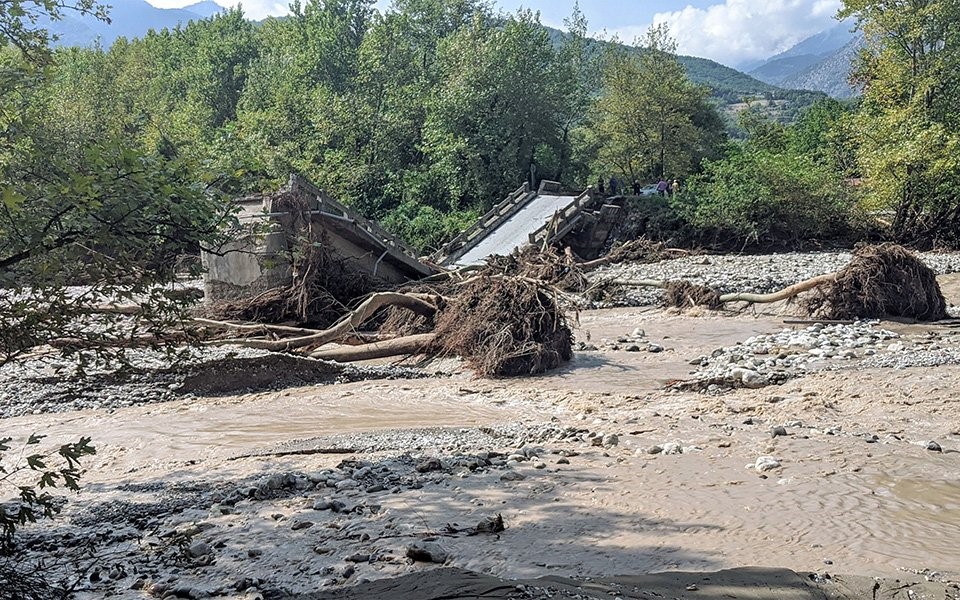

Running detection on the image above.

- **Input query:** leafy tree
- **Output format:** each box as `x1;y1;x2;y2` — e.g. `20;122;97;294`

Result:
0;0;107;61
841;0;960;245
547;1;597;185
421;10;567;209
0;2;237;362
590;26;725;183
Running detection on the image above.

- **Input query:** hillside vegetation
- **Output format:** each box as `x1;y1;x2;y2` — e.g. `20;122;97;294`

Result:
3;0;960;283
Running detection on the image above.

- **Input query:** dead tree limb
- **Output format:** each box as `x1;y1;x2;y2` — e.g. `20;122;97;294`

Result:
718;273;838;304
191;318;322;336
209;293;441;351
309;333;436;362
578;241;690;272
609;279;669;288
612;272;840;306
47;334;189;349
87;304;143;315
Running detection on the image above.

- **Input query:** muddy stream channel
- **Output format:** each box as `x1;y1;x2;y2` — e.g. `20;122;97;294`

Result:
4;307;960;596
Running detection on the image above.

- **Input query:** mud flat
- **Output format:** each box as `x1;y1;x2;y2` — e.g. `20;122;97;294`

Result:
4;255;960;599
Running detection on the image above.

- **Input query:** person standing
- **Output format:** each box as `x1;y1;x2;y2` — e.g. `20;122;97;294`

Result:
609;176;619;196
656;177;668;197
597;176;605;195
632;180;641;195
671;178;680;197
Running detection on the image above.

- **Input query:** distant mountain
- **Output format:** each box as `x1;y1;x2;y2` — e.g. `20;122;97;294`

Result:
748;22;860;98
779;34;864;99
183;1;226;19
677;54;780;101
46;0;224;47
766;22;856;63
543;26;823;108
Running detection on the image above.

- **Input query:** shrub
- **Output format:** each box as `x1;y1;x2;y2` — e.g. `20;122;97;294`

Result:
677;146;859;248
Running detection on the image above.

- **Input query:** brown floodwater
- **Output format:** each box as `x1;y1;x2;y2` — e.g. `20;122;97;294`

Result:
6;308;960;579
3;380;529;470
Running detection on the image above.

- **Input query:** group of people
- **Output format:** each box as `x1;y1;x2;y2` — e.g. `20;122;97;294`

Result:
597;176;679;197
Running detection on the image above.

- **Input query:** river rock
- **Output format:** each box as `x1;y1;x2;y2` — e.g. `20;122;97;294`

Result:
661;442;682;455
754;456;781;472
500;471;525;482
406;541;449;564
416;458;443;473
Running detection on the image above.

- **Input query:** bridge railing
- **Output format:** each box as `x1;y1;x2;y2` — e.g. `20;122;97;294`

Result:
287;174;424;263
527;187;595;248
431;182;533;264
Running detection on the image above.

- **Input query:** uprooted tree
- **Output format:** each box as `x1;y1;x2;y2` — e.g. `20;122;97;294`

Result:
612;243;948;321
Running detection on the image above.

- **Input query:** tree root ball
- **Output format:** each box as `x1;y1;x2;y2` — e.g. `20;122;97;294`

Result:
664;280;722;310
805;243;947;321
432;277;573;377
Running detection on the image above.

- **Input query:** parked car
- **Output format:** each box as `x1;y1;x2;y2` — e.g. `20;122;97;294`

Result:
637;184;659;196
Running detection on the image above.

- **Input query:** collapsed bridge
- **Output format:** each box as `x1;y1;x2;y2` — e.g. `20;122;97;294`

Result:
431;181;617;266
202;176;620;303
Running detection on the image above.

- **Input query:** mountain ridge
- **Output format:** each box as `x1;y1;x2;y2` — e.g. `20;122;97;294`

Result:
47;0;221;47
748;22;861;98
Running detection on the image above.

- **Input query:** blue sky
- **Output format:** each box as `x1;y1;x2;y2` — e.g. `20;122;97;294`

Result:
145;0;846;67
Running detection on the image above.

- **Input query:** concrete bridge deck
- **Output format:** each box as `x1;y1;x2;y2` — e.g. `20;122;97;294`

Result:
434;181;596;267
455;193;572;265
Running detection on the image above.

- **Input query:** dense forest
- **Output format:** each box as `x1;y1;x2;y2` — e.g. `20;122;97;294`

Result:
3;0;960;267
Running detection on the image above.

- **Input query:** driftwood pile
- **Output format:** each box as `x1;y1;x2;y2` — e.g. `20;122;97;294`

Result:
200;275;571;378
433;278;572;377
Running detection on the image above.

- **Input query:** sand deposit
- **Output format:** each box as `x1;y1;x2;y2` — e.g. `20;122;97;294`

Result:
3;253;960;599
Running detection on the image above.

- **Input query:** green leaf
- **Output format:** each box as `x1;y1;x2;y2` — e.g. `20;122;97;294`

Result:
1;186;24;210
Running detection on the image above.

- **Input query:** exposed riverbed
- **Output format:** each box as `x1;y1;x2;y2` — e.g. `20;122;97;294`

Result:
4;252;960;599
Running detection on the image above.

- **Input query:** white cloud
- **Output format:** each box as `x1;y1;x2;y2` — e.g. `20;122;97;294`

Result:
605;0;843;68
146;0;291;20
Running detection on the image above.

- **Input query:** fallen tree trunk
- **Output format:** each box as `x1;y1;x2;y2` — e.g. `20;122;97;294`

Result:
310;333;436;362
611;272;840;306
718;273;838;304
209;292;442;351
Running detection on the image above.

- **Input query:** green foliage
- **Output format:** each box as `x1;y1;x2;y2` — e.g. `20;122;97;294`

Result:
677;103;859;247
588;26;726;183
420;10;568;210
0;435;96;551
0;4;238;362
380;201;478;253
0;0;108;61
840;0;960;245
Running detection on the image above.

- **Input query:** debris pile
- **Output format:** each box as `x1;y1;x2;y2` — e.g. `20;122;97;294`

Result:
485;246;587;292
804;244;947;321
432;277;573;377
